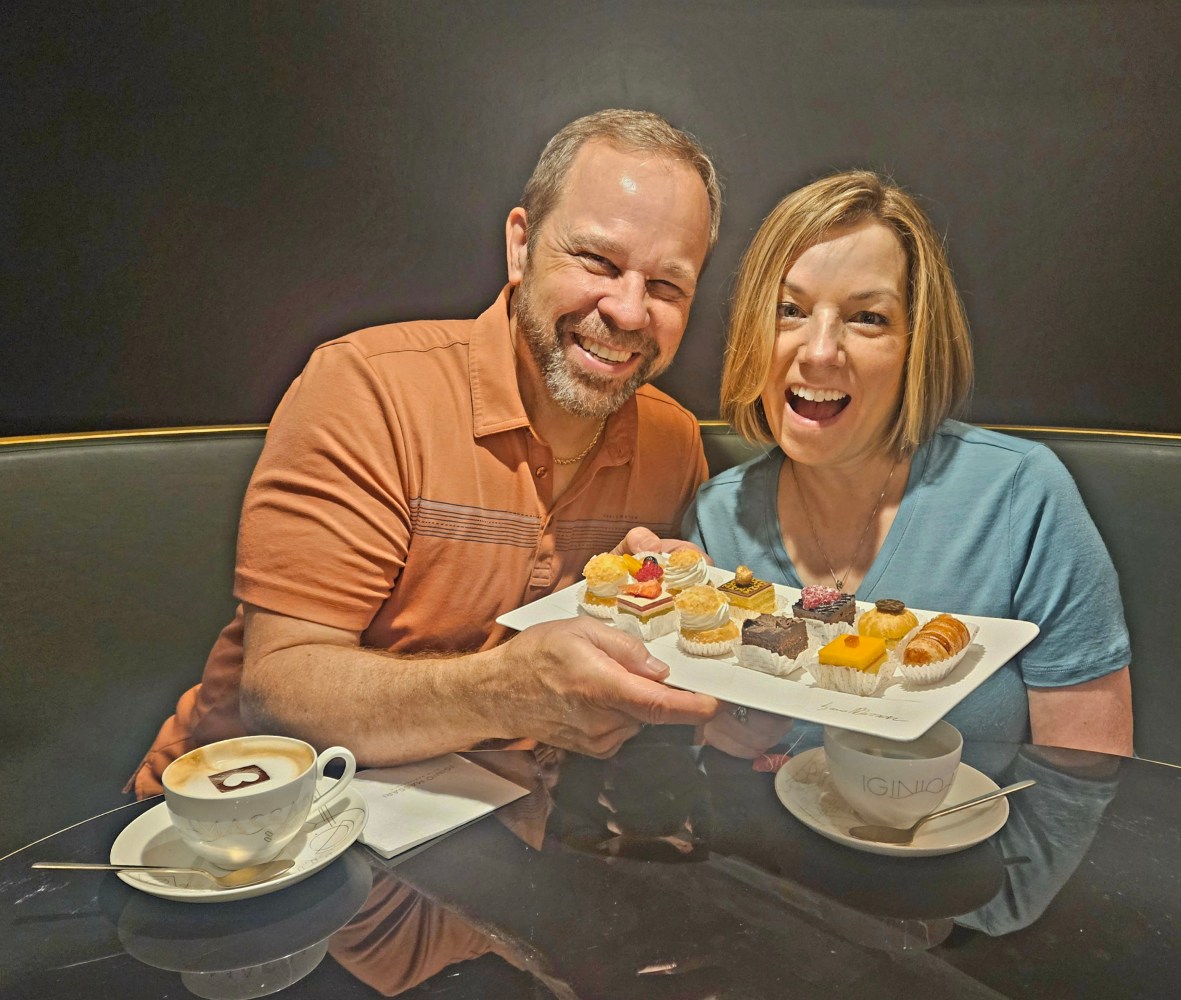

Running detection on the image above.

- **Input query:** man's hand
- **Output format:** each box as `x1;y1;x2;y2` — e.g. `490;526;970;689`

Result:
611;526;712;562
701;703;794;759
496;617;720;758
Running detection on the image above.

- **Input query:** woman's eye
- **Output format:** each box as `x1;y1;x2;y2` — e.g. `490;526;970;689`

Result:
776;302;803;320
850;311;889;326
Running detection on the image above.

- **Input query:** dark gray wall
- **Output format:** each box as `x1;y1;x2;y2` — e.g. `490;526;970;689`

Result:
4;1;1179;435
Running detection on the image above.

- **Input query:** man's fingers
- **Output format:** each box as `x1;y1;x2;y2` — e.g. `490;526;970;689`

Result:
579;619;670;680
612;526;663;555
602;669;719;726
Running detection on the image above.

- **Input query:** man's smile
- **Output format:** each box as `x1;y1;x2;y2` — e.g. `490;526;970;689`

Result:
574;331;638;366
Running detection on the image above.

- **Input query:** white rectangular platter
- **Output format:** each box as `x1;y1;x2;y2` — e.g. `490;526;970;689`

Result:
496;568;1040;742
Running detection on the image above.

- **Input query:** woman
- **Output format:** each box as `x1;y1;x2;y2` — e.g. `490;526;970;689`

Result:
686;171;1133;759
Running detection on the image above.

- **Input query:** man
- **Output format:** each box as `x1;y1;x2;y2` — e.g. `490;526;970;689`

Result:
129;109;730;798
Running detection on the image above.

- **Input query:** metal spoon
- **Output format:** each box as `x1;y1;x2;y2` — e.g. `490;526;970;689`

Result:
31;858;295;889
847;779;1037;845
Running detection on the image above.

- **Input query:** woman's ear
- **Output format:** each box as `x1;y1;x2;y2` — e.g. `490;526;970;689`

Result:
506;207;529;286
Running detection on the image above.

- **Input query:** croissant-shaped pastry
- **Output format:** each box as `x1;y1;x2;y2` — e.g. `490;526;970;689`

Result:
902;614;971;665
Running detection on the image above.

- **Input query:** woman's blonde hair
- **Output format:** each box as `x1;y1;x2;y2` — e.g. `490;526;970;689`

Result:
721;171;973;456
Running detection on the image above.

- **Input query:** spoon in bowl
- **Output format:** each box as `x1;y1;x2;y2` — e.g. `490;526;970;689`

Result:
31;858;295;889
847;779;1036;845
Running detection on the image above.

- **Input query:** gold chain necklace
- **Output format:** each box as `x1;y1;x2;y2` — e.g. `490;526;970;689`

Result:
553;419;606;466
790;458;898;590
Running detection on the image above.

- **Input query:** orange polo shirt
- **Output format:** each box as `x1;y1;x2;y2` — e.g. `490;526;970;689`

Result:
130;288;708;797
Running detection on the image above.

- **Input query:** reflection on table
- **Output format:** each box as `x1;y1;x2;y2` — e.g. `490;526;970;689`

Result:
2;737;1177;999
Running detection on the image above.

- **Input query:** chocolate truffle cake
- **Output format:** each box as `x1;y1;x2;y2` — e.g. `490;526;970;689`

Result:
741;614;809;659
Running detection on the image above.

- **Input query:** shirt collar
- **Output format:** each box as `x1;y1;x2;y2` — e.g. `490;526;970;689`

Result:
470;286;531;438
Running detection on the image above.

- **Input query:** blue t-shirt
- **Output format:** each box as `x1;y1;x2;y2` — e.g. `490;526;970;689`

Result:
683;421;1131;747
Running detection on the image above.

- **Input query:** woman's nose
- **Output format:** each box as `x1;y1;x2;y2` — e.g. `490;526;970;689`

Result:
599;273;650;331
799;313;843;365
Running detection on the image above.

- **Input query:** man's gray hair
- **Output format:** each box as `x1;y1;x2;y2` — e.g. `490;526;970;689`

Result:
521;109;722;253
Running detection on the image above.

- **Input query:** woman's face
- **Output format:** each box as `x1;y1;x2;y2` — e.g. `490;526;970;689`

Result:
760;219;910;472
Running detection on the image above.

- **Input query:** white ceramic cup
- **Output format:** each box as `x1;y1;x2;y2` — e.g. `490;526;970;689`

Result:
162;735;357;869
823;721;962;828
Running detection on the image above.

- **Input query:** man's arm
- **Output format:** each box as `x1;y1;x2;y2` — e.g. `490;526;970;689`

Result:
1027;665;1133;756
240;604;720;765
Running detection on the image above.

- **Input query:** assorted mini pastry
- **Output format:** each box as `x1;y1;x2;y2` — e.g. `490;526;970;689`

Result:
857;598;920;650
803;632;895;696
663;548;711;593
615;555;678;640
674;585;741;656
738;613;809;677
719;564;777;619
580;553;629;618
897;612;975;686
575;555;980;696
792;585;857;626
901;613;971;664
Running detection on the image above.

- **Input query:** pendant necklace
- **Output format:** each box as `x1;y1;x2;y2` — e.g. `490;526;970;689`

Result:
791;458;898;590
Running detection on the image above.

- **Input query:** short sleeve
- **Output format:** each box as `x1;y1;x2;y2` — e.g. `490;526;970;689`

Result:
234;341;413;631
681;493;706;549
1009;447;1131;687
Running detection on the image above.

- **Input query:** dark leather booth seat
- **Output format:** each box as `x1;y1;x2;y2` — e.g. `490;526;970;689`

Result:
1;423;1177;855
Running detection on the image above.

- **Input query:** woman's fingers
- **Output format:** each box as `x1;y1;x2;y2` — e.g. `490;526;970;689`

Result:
703;703;794;759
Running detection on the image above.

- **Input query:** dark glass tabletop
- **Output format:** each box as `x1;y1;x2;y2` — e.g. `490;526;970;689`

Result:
3;738;1178;999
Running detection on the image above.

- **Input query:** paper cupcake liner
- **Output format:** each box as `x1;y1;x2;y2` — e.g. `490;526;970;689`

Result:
615;610;679;642
726;605;767;623
677;633;740;657
798;618;855;646
578;587;616;619
738;643;804;678
800;648;896;696
895;621;981;687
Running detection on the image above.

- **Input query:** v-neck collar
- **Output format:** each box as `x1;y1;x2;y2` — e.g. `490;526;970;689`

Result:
762;438;933;598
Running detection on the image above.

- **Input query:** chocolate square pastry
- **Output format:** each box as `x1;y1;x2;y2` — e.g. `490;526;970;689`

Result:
741;614;809;658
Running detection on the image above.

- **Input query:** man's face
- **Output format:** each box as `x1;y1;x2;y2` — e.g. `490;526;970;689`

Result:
508;141;712;419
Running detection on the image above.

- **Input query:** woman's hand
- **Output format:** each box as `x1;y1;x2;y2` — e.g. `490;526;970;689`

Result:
701;703;795;759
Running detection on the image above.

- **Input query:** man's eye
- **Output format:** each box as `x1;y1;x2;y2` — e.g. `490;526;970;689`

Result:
776;302;804;320
850;311;888;326
648;280;685;301
580;253;615;273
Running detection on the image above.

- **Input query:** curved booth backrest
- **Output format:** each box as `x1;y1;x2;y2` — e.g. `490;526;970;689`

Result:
1;424;1177;854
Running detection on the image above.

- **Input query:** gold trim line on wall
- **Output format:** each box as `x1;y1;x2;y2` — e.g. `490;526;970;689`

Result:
3;422;1180;450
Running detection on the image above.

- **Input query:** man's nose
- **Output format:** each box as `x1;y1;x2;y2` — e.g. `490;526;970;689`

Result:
799;312;843;365
599;273;650;331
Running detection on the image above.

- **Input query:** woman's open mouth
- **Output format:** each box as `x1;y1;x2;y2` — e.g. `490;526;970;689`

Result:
788;384;850;421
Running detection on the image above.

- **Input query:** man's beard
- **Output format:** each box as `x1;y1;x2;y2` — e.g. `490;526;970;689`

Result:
515;276;669;420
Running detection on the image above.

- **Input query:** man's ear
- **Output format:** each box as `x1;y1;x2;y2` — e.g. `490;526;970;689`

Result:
506;207;529;286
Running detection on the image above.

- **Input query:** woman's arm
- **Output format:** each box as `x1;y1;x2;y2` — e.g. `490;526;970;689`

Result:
1027;665;1133;756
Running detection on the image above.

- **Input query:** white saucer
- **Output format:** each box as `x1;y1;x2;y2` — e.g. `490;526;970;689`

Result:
110;777;368;902
773;747;1007;858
